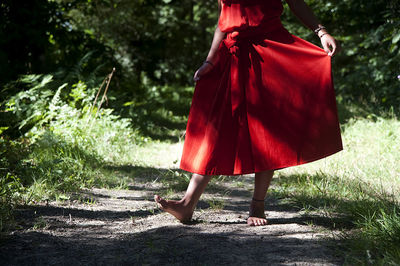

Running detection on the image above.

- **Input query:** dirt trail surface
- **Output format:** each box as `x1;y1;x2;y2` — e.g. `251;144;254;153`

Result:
0;144;344;265
0;175;344;266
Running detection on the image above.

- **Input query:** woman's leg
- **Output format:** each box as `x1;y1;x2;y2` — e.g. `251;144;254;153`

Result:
154;173;212;222
247;170;274;226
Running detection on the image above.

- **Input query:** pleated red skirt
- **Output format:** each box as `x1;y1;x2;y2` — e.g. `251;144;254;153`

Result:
180;23;343;175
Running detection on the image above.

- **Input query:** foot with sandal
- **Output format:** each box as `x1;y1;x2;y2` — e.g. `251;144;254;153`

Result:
154;170;273;226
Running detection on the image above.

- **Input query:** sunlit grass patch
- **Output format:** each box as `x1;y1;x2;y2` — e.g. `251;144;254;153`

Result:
274;117;400;264
283;117;400;196
128;141;183;169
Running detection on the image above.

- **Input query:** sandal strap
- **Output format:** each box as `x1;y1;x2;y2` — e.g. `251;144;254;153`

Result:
252;197;265;202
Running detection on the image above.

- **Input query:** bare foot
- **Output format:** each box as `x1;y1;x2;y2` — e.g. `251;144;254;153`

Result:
247;200;268;226
154;195;193;223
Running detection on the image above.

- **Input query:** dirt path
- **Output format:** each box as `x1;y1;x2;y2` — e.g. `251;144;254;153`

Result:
0;170;344;265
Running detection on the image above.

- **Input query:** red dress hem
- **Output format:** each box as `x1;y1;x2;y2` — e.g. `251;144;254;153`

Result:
179;147;343;176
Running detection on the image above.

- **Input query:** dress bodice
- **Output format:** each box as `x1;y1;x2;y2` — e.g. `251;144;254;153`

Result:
218;0;284;33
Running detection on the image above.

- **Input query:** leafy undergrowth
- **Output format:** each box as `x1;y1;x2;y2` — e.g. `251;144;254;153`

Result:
0;75;149;232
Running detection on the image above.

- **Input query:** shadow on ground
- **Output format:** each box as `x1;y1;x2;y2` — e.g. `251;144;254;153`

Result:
0;217;344;265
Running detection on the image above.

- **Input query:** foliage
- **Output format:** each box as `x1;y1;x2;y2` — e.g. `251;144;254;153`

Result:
122;84;192;142
0;75;145;231
0;0;116;89
0;173;24;232
1;75;63;138
62;0;218;85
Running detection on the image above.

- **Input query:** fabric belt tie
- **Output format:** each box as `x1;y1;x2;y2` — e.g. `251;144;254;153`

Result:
222;18;284;118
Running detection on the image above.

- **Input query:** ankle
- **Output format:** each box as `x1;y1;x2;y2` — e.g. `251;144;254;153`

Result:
250;199;265;213
251;198;264;205
180;198;194;210
252;197;264;202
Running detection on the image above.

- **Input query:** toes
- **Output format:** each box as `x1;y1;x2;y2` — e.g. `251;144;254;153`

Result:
154;195;166;209
154;195;161;203
247;217;268;226
247;218;257;226
257;218;267;226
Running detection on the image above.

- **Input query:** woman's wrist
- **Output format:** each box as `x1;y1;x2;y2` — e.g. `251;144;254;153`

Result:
205;54;218;66
204;60;214;67
313;24;325;35
317;28;329;38
319;32;329;38
314;24;330;39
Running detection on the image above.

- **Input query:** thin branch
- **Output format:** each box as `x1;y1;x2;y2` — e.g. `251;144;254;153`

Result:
95;67;116;119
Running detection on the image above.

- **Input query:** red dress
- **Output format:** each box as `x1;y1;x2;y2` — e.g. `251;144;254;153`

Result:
180;0;343;175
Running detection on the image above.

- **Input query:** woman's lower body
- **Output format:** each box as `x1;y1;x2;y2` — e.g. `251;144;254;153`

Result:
155;24;342;226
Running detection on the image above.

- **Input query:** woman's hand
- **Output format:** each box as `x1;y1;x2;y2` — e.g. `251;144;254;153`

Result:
284;0;341;57
194;25;225;82
193;62;214;82
320;33;340;57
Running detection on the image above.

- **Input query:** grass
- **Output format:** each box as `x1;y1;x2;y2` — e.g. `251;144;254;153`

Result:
206;198;225;210
33;216;47;230
272;116;400;265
